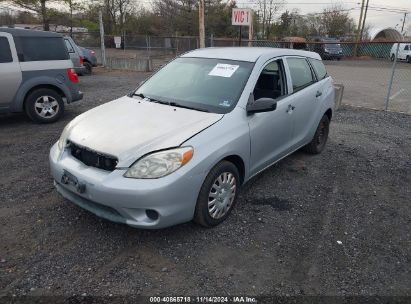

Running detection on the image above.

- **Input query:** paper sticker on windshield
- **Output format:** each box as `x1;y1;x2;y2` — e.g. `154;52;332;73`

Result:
208;64;239;78
219;100;231;107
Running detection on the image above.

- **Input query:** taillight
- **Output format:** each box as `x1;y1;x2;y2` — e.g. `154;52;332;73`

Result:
80;56;84;65
68;68;79;83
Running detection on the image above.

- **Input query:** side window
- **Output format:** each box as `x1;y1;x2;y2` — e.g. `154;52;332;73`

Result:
253;60;287;101
0;37;13;63
287;57;315;92
309;58;328;80
64;39;75;53
405;45;409;51
19;37;69;61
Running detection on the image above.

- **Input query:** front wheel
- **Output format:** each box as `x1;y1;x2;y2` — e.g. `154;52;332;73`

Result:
303;115;330;154
194;161;240;227
24;88;64;123
391;54;395;61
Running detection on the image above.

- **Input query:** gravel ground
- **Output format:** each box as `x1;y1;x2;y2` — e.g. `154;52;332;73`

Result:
0;68;410;300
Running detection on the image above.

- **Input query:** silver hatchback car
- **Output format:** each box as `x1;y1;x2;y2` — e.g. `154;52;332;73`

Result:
50;47;335;229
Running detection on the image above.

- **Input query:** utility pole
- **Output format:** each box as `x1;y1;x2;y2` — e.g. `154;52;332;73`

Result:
99;9;106;67
359;0;370;41
69;0;73;37
248;21;253;47
400;12;407;34
354;0;365;57
384;12;407;110
199;0;205;48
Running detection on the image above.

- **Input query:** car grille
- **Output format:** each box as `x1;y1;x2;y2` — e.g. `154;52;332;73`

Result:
69;142;118;171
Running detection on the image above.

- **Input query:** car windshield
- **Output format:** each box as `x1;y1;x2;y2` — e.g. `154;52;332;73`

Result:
325;43;341;49
134;57;254;114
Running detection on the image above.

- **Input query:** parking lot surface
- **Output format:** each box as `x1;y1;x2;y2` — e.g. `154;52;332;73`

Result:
0;69;410;298
325;59;411;113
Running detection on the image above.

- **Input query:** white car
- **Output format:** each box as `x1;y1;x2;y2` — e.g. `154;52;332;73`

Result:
390;43;411;63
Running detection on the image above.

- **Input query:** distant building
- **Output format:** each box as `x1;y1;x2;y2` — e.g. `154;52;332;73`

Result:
369;27;403;41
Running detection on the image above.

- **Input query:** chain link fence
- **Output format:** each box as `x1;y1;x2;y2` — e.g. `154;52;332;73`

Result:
67;32;411;114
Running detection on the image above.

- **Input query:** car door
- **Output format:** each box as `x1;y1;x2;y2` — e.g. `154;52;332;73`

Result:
398;44;408;60
0;32;22;108
284;56;322;148
406;45;411;60
248;58;295;176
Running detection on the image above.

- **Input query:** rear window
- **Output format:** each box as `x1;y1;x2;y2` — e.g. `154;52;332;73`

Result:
0;37;12;63
64;39;75;53
17;37;69;62
309;58;328;80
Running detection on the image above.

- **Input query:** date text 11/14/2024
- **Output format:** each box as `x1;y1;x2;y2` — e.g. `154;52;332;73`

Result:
149;296;257;303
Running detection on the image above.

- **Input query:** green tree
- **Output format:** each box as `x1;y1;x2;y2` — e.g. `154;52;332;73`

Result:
4;0;54;30
320;5;355;37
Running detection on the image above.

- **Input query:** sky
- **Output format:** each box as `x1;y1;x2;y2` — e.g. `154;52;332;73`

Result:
236;0;411;35
1;0;410;35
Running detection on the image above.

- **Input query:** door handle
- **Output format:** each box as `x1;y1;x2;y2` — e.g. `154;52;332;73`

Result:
286;104;295;113
316;91;323;98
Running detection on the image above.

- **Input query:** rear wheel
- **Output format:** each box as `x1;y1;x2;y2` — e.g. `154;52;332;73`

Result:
194;161;240;227
303;115;330;154
25;88;64;123
83;61;92;75
391;54;396;61
407;56;411;63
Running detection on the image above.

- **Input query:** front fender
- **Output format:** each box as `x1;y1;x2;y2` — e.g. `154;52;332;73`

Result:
183;107;251;184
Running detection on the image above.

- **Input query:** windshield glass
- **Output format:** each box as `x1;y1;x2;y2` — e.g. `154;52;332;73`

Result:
135;57;254;114
325;43;342;49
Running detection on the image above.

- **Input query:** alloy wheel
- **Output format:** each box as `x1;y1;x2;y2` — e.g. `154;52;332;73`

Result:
34;96;60;118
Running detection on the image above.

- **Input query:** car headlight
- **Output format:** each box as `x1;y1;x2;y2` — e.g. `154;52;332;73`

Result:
124;147;194;179
58;123;71;151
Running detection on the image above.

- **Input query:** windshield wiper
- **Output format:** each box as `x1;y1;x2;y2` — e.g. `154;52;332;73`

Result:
148;97;170;105
169;102;209;113
130;93;208;112
129;92;145;98
130;93;167;105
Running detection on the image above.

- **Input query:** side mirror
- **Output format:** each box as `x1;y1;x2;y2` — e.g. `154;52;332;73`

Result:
246;93;277;114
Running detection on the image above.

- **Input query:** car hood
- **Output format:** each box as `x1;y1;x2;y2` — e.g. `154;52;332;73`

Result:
67;96;223;166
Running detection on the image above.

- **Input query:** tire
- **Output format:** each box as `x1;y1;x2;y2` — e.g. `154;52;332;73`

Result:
391;54;395;61
24;88;64;123
303;115;330;154
407;56;411;64
83;62;92;75
194;161;240;227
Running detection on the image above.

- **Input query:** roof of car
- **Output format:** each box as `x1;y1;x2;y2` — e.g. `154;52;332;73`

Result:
0;27;63;38
182;47;321;62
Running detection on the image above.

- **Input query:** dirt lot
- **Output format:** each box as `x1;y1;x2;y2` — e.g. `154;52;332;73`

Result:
0;69;410;300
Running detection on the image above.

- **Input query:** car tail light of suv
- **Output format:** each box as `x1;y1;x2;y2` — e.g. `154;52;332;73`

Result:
68;68;79;83
80;56;84;65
